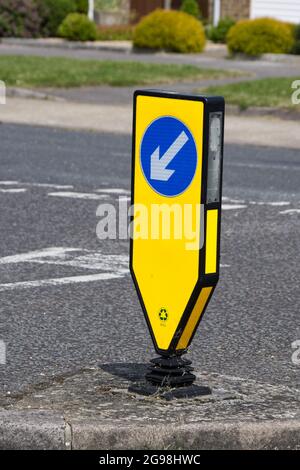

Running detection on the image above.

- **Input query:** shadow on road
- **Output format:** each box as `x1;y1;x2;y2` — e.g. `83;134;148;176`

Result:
99;362;148;383
99;362;211;400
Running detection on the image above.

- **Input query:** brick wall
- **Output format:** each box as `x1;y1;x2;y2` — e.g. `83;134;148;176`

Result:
130;0;163;22
130;0;210;22
221;0;250;20
130;0;249;24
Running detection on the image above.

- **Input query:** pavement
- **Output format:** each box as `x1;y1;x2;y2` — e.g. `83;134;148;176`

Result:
0;122;299;449
1;96;300;148
1;37;133;53
1;366;300;450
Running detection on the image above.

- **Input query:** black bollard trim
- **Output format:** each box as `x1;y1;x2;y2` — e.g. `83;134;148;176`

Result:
146;355;196;387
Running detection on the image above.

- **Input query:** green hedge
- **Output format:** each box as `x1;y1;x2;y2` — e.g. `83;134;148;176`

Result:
291;24;300;54
37;0;76;36
208;17;235;43
58;13;97;41
133;9;206;53
227;18;294;56
180;0;201;19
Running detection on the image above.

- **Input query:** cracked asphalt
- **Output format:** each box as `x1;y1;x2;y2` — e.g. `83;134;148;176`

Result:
0;122;299;402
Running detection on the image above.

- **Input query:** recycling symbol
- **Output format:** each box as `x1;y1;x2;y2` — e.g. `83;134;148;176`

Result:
159;308;168;321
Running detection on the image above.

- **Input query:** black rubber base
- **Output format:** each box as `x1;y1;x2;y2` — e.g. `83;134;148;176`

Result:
129;382;211;400
146;355;196;387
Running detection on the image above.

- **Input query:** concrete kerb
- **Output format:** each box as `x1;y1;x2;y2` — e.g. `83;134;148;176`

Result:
0;411;299;450
6;87;66;102
225;104;300;121
0;410;66;450
229;52;300;65
0;366;299;450
68;419;300;450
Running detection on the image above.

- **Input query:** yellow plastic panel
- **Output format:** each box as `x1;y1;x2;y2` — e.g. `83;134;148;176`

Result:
176;287;212;350
132;94;204;351
205;209;218;274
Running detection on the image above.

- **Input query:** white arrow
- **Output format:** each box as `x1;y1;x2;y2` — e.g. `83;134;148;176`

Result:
150;130;189;181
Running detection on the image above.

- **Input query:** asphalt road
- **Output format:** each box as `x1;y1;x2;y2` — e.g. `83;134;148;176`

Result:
0;123;299;398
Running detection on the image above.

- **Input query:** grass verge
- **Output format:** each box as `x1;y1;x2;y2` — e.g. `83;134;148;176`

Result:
203;77;300;109
0;55;240;88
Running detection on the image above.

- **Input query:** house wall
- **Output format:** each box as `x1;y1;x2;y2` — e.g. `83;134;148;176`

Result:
221;0;250;20
172;0;210;18
251;0;300;24
130;0;210;22
104;0;300;26
130;0;163;22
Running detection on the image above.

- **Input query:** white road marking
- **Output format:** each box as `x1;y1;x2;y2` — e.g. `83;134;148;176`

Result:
28;252;129;272
29;183;74;189
249;201;290;206
222;199;292;210
0;247;80;265
0;247;129;291
48;192;108;200
0;181;19;185
222;197;245;204
227;162;300;171
0;188;27;193
0;340;6;365
266;202;290;206
96;188;130;195
223;197;291;208
220;264;230;268
0;273;123;292
279;209;300;215
0;181;73;190
222;204;247;210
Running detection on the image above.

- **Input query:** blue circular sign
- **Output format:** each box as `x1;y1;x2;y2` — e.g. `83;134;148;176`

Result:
140;116;197;197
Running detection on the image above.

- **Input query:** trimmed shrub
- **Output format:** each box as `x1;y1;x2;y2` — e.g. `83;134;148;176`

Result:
291;24;300;54
133;9;206;53
0;0;42;38
208;17;235;43
37;0;76;37
227;18;294;56
180;0;201;19
97;25;134;41
58;13;97;41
